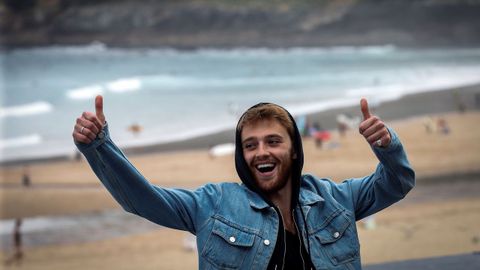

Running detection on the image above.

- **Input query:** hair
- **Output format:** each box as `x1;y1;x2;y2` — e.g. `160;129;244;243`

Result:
237;103;295;139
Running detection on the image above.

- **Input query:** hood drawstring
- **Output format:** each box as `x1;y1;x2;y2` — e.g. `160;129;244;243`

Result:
299;206;312;261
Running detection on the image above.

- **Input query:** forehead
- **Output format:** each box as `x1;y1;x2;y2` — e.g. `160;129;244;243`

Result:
241;119;290;140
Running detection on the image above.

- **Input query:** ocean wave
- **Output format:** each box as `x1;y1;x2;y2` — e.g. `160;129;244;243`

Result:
190;45;397;58
0;101;53;118
67;85;104;99
289;76;480;118
105;78;142;93
12;44;398;58
12;41;108;56
67;78;141;99
66;73;323;97
0;134;42;149
140;74;318;88
344;66;480;98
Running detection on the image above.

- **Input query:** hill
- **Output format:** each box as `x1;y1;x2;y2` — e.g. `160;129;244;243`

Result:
2;0;480;48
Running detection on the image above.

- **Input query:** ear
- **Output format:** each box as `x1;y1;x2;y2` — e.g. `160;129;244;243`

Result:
292;152;297;159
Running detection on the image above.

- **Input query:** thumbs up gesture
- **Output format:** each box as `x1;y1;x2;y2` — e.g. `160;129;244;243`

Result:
358;98;391;147
72;95;106;144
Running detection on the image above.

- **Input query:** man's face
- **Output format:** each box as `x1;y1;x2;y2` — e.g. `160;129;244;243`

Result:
241;119;295;194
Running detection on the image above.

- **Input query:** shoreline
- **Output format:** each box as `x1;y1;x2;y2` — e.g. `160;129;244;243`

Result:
2;83;480;167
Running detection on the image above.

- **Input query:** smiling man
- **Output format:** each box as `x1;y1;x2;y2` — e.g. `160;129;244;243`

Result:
73;96;414;270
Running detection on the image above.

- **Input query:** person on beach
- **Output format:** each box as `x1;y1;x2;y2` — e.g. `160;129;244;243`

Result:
73;96;415;270
4;218;24;266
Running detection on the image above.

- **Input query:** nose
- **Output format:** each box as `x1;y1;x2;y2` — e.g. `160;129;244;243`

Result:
255;142;270;159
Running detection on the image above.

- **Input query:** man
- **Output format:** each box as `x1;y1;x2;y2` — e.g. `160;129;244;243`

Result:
73;96;415;269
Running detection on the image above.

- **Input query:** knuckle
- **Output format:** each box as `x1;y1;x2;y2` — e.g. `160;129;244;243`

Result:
83;112;92;119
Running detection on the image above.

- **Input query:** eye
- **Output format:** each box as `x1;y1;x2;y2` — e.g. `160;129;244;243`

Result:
268;139;281;146
243;142;257;150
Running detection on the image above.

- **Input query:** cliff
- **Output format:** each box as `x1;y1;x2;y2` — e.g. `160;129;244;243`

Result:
2;0;480;48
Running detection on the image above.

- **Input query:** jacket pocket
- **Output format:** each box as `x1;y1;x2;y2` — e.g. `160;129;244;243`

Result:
313;210;360;266
201;218;256;269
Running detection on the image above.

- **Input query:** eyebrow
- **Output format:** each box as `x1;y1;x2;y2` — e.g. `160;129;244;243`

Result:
242;134;284;144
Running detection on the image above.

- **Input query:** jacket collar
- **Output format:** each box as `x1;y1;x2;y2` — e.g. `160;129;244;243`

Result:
247;186;324;211
298;189;324;206
247;187;271;210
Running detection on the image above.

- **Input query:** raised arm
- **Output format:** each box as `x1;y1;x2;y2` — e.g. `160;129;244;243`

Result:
72;96;219;233
332;98;415;220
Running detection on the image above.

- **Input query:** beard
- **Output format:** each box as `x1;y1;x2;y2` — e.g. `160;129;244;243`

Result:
252;150;294;195
256;167;292;195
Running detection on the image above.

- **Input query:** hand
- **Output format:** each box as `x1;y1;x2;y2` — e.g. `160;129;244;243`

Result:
358;98;391;147
72;95;106;144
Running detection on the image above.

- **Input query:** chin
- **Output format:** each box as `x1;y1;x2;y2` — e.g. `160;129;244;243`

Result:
256;178;287;194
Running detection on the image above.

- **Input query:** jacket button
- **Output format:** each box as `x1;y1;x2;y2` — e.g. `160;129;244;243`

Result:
333;232;340;238
229;236;236;243
263;239;270;246
98;131;105;139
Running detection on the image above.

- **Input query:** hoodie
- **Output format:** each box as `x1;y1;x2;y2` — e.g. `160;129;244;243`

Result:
234;103;313;270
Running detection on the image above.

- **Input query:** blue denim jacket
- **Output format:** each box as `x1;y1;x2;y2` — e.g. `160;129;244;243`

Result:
77;125;414;270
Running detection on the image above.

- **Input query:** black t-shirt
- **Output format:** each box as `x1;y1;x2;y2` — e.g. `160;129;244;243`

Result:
284;230;314;270
267;213;314;270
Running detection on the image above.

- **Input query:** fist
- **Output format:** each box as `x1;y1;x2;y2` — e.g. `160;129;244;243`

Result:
72;95;106;144
358;98;391;147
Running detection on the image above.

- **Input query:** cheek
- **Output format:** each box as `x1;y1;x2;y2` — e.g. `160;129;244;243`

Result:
243;151;254;164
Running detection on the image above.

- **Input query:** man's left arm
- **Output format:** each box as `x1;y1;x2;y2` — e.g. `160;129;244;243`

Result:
342;99;415;220
349;127;415;220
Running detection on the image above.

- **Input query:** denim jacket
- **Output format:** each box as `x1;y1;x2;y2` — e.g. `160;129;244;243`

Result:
76;125;414;270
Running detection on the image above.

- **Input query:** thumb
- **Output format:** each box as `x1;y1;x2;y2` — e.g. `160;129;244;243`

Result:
360;98;371;120
95;95;105;124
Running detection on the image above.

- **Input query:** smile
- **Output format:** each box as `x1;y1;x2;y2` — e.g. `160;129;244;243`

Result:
256;163;276;173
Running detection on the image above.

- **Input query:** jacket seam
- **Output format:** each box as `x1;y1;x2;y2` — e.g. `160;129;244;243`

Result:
98;145;139;215
196;183;223;234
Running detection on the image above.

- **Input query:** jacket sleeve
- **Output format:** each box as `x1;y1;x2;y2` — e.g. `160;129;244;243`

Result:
75;124;220;234
333;127;415;220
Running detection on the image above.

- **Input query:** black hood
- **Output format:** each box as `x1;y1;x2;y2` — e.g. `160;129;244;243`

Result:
234;102;304;208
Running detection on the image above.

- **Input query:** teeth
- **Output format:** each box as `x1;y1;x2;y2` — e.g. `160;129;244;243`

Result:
257;163;274;169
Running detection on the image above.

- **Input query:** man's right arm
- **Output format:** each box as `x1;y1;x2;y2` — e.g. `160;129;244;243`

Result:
72;96;220;234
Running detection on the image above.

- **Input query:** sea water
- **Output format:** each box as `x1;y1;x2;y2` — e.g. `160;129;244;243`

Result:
2;45;480;163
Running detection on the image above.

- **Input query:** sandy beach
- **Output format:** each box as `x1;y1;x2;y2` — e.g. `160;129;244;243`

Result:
1;86;480;269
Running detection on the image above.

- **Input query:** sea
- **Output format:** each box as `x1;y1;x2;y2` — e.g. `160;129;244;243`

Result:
2;44;480;163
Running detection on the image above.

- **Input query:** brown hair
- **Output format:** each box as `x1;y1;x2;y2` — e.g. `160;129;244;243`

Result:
237;103;295;139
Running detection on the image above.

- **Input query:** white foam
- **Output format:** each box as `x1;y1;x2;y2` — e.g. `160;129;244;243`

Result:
0;134;42;149
106;78;142;93
0;102;52;118
22;41;108;56
67;85;104;100
138;73;323;90
67;78;142;100
344;68;480;101
288;73;480;118
193;45;397;58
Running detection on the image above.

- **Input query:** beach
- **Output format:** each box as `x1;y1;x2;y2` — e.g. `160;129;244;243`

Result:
1;86;480;269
